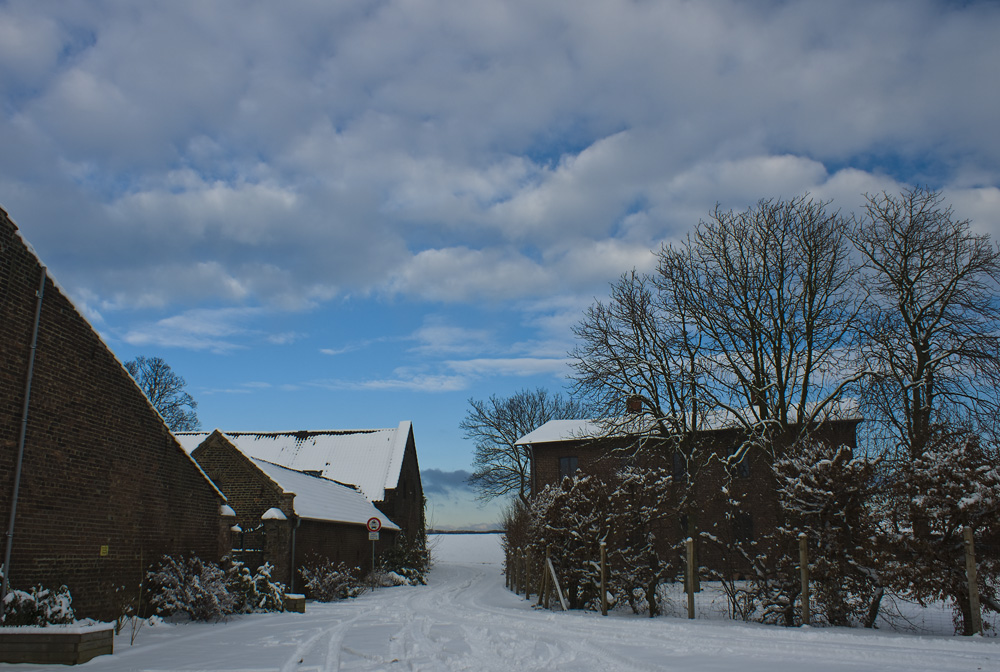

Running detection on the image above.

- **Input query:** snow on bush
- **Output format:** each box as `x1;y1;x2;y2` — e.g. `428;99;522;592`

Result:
0;583;75;626
299;559;365;601
147;555;288;621
148;555;234;621
224;558;286;614
379;532;430;586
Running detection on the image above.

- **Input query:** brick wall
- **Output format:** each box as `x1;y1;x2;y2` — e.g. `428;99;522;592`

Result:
0;208;226;620
374;430;424;540
192;432;294;529
294;520;397;586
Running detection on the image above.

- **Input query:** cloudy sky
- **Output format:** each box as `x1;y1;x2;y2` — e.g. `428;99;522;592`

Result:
2;0;999;528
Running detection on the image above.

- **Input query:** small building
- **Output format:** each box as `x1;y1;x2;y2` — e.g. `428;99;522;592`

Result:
177;423;425;541
181;431;399;590
0;207;231;621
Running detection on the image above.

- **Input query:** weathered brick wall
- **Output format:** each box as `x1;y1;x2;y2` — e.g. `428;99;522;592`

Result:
0;209;225;620
376;432;425;540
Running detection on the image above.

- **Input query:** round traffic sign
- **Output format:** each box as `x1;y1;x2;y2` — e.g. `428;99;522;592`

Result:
366;517;382;532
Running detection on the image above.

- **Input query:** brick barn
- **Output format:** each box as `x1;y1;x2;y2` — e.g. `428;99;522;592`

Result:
179;430;399;591
0;207;231;620
177;423;425;541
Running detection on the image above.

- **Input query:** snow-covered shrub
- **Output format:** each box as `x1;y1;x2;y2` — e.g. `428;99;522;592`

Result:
526;473;610;610
774;440;883;627
147;555;234;621
519;463;677;615
299;558;364;601
379;532;429;585
0;584;75;626
224;558;286;613
605;465;677;617
884;429;1000;634
251;563;286;612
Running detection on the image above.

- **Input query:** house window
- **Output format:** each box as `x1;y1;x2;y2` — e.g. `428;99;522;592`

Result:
728;447;750;479
733;512;754;543
558;456;579;480
672;451;687;481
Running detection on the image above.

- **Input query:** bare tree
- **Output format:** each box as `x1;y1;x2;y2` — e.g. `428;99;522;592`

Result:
849;187;1000;462
571;270;703;438
573;196;863;461
662;196;863;450
849;188;1000;634
463;388;589;504
124;356;200;432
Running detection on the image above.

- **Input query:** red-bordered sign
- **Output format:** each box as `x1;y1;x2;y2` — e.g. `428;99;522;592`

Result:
366;517;382;532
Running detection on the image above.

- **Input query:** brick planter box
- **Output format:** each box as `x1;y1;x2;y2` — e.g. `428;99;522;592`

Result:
283;593;306;613
0;624;114;665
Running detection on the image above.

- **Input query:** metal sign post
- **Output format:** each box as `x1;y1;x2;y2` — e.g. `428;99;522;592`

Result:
367;517;382;588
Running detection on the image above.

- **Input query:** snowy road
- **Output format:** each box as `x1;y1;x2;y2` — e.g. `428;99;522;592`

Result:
10;534;998;672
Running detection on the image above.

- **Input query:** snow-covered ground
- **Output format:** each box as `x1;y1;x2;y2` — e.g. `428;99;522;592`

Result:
4;533;996;671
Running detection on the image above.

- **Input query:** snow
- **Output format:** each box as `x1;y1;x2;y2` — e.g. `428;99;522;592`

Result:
9;533;994;671
176;423;412;504
260;507;287;521
252;459;399;530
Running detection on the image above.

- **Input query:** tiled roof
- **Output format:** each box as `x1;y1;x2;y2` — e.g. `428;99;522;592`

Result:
177;421;411;503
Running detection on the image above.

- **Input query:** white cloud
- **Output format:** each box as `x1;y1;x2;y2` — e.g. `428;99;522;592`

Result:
312;373;470;393
120;307;265;353
409;318;494;356
3;0;1000;347
446;357;571;379
387;247;551;303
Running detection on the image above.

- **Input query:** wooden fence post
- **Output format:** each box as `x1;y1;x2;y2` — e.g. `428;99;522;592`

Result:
686;537;695;619
537;550;547;607
600;540;608;617
525;549;532;600
964;526;983;635
543;547;551;609
799;533;810;626
546;554;569;611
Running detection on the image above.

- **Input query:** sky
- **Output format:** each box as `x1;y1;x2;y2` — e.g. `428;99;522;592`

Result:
2;0;999;529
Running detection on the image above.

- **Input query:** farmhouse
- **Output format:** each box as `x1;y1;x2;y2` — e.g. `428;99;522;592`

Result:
519;415;862;572
177;423;424;541
0;207;231;621
178;431;399;590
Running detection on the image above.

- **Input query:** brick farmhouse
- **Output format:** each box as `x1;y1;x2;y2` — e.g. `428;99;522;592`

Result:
178;430;399;592
519;416;862;574
1;207;232;620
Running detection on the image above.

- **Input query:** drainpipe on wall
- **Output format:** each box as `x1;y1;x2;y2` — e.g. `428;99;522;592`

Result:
2;267;46;606
289;517;301;593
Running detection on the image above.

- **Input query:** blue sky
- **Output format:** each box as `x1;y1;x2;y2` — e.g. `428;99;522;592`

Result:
2;0;1000;528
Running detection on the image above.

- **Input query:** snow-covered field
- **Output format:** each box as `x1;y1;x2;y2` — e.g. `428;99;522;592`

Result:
3;533;996;671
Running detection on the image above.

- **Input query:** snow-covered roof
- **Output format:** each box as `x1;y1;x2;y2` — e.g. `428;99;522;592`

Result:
516;419;610;445
518;402;863;446
252;459;398;530
177;422;412;503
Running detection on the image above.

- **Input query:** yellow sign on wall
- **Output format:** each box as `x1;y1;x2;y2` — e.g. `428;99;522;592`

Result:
99;545;109;557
